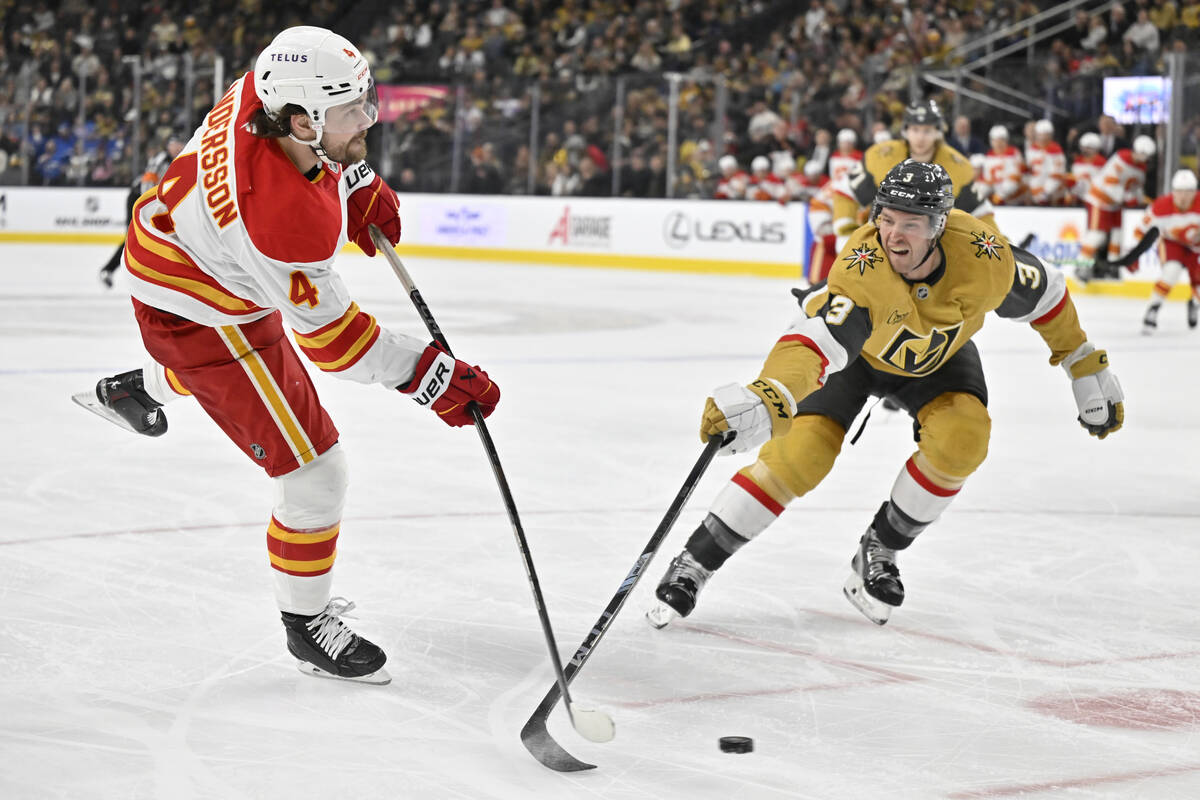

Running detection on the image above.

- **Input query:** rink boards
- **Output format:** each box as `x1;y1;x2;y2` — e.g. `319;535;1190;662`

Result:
0;186;1186;299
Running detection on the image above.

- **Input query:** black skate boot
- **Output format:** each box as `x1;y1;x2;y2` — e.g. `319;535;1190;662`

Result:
843;525;904;626
1188;299;1198;330
282;598;390;685
1142;304;1159;335
646;551;713;629
71;369;167;436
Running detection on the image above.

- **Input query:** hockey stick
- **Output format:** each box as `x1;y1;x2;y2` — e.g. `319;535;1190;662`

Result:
520;434;724;771
368;226;615;747
1109;225;1159;270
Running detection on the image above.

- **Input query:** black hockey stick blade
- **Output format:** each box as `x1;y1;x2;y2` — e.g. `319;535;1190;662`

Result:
1110;226;1159;270
519;435;724;772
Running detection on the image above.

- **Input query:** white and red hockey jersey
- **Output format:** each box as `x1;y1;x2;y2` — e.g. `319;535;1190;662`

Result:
1068;153;1106;204
1087;149;1148;211
827;150;862;183
714;170;749;199
748;172;787;203
1027;141;1067;204
980;145;1024;205
1135;193;1200;250
122;73;424;388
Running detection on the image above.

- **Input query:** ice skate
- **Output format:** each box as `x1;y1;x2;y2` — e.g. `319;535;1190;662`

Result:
1142;305;1159;335
282;597;390;685
647;551;712;629
1188;299;1198;330
71;369;167;437
842;527;904;626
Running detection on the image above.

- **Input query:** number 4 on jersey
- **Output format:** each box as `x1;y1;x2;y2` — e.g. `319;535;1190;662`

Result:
289;270;320;308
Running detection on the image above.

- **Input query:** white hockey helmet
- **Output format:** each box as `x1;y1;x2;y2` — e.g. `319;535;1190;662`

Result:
1132;135;1156;158
836;128;857;145
803;159;823;178
1078;132;1101;151
751;155;770;173
988;124;1008;141
718;154;738;173
873;129;892;145
1171;169;1198;192
969;152;986;172
1034;119;1054;136
254;26;378;142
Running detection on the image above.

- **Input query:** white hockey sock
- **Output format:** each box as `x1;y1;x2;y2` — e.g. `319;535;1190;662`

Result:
880;456;961;548
141;361;188;405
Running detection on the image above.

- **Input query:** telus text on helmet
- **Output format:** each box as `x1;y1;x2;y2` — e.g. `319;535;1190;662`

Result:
270;53;308;62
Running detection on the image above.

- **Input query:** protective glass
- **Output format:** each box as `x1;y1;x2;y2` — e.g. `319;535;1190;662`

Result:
321;82;379;134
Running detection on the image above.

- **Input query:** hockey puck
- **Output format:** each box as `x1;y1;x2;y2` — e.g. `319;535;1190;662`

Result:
718;736;754;754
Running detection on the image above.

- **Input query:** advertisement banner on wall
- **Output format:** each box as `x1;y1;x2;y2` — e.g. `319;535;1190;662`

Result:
414;200;508;247
0;187;129;234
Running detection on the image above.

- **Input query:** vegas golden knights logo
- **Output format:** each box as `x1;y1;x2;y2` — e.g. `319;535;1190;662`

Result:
880;322;963;375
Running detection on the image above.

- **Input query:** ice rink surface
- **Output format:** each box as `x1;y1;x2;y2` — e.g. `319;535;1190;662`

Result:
2;243;1199;799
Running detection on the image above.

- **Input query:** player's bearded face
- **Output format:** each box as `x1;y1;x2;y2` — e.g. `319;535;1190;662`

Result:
322;130;369;166
877;208;938;278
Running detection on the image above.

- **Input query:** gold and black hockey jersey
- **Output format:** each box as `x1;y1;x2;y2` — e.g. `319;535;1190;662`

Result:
832;139;990;236
759;210;1088;401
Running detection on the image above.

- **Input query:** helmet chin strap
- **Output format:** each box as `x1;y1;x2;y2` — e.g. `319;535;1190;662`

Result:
288;126;336;167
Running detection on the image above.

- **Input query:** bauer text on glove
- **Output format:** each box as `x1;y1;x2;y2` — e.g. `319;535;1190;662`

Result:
398;343;500;427
346;162;401;257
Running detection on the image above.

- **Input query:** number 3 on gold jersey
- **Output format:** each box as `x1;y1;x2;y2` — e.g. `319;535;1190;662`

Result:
825;294;855;325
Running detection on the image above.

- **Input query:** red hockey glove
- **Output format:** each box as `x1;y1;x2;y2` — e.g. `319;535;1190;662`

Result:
398;343;500;427
346;162;401;256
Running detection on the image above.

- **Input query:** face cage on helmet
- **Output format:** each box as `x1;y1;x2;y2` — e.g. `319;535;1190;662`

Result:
317;81;379;136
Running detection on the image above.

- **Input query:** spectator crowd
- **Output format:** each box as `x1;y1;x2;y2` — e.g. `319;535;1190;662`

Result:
1;0;1198;197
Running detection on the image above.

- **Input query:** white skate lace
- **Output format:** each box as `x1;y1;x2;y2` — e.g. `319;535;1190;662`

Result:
864;538;899;579
668;553;711;587
306;597;359;659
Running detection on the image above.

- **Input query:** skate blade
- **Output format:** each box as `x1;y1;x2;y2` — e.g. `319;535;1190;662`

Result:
842;573;892;626
72;390;140;434
295;661;392;685
645;601;679;630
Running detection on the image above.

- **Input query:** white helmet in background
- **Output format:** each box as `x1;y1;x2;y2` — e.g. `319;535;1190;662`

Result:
989;124;1008;142
1132;135;1156;158
1034;119;1054;136
772;152;795;177
1171;169;1198;192
873;129;892;145
751;155;770;173
718;154;738;174
836;128;857;146
1078;132;1101;151
254;26;378;146
969;152;986;173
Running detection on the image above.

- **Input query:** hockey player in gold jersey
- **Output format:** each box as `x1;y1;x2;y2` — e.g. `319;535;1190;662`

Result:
648;161;1124;627
831;100;992;244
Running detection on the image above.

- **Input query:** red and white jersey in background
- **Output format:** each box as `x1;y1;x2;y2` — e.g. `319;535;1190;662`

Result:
748;172;787;203
714;170;749;199
1069;153;1107;204
827;150;862;183
790;172;829;203
1135;193;1200;251
123;72;424;388
981;145;1024;205
1028;141;1067;204
1087;149;1148;210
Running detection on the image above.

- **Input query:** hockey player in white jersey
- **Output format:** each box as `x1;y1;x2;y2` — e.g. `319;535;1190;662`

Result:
73;27;500;685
